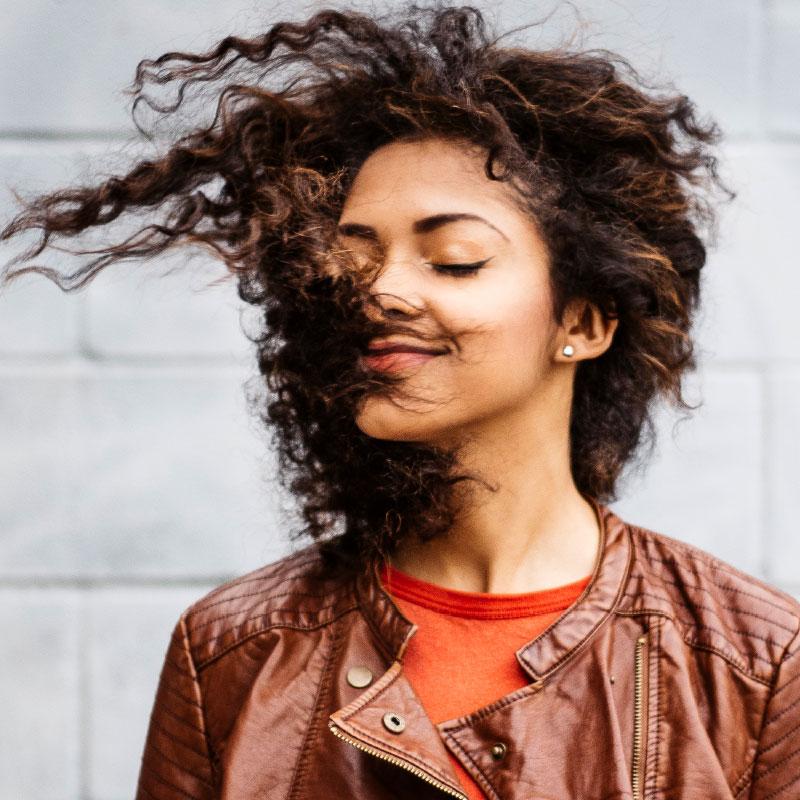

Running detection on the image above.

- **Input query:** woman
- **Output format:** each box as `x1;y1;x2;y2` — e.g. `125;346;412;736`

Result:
2;4;798;799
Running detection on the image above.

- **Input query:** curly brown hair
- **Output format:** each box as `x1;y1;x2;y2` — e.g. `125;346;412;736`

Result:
0;2;734;577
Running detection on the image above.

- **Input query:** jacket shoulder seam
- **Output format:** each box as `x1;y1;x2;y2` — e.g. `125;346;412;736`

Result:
178;542;357;669
184;548;326;615
194;604;359;671
625;525;800;684
632;526;800;613
171;611;218;782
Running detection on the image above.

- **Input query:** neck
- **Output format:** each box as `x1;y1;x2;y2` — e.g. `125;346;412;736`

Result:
389;393;601;594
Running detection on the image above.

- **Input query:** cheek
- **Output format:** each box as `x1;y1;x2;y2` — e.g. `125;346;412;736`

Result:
443;283;555;376
503;295;554;356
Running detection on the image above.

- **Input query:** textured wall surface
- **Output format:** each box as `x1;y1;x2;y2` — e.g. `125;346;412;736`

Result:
1;1;798;798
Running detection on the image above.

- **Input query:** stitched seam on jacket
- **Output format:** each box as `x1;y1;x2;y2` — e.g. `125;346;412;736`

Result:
165;655;193;680
161;680;202;711
152;697;206;737
193;554;323;606
178;614;217;786
187;582;351;633
772;661;800;697
193;598;354;649
732;752;758;798
628;536;791;614
628;591;778;666
752;744;800;782
194;605;359;670
761;773;800;800
151;718;209;761
681;636;771;686
356;585;402;665
148;739;215;790
767;694;800;726
626;582;792;656
745;620;800;800
638;549;795;616
443;733;501;800
437;682;545;732
138;784;158;800
631;575;797;634
621;599;775;684
139;759;201;800
288;613;349;800
615;609;673;619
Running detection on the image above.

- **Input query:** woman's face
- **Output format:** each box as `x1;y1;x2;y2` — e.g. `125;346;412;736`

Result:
337;136;578;446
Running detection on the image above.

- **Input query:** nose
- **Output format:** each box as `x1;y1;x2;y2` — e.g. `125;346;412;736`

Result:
368;256;425;320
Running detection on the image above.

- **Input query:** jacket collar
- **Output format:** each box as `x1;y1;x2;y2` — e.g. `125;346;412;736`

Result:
354;495;632;680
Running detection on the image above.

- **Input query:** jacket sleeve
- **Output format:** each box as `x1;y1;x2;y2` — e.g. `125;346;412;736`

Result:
135;612;217;800
747;623;800;800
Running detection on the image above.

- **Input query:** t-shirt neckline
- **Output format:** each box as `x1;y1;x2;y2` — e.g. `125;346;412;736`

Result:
379;561;592;619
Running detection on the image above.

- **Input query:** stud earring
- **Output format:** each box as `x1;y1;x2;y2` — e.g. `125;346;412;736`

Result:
562;344;575;357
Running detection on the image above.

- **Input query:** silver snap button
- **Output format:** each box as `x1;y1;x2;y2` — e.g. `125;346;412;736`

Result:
346;666;373;688
382;711;406;733
490;742;507;760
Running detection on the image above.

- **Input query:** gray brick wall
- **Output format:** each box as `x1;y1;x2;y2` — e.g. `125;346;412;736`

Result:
0;1;797;798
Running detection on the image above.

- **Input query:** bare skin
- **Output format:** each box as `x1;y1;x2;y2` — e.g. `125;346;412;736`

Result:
337;137;619;594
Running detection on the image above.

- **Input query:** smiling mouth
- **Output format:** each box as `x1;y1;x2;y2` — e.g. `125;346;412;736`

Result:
361;349;446;372
365;343;449;356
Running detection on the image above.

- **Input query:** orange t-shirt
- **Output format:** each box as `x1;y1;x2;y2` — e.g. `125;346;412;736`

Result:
379;562;591;800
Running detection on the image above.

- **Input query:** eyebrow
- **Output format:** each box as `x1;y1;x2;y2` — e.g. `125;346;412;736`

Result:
336;212;510;242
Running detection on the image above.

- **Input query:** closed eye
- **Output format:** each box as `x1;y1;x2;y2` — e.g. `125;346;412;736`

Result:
429;257;492;276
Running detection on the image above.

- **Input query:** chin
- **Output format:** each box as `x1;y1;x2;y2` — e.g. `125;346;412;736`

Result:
354;400;467;446
356;401;433;441
355;414;429;442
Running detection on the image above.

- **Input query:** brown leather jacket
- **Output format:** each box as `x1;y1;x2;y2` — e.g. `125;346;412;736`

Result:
135;500;800;799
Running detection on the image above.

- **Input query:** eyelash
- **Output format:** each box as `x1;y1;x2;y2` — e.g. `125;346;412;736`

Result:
429;258;491;276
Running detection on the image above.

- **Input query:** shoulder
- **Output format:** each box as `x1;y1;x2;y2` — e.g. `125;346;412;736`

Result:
622;519;800;684
175;538;359;670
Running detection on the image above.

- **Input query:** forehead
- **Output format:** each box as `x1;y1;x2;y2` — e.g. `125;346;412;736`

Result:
339;137;527;230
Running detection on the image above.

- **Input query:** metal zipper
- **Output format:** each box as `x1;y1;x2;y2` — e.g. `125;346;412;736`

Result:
328;721;469;800
632;632;648;800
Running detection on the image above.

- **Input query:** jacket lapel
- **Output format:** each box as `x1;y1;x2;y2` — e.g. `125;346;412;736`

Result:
353;495;632;682
516;498;632;681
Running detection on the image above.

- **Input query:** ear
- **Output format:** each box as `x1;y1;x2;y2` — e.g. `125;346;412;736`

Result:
557;297;619;362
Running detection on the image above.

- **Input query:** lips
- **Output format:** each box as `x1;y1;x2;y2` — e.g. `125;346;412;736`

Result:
366;344;447;356
361;347;446;372
365;338;449;356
